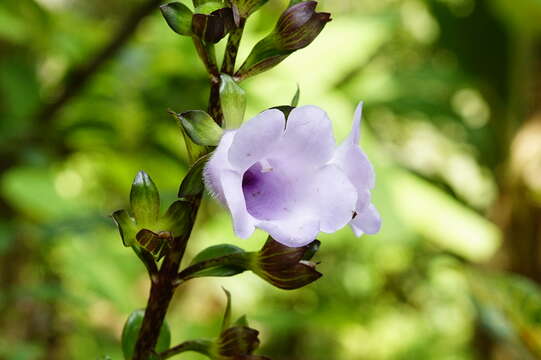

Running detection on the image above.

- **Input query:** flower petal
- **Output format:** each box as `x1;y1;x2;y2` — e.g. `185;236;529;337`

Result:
348;101;363;145
350;203;381;236
305;164;357;233
204;131;236;203
221;169;256;238
333;143;375;190
228;109;285;171
257;217;320;247
272;105;335;170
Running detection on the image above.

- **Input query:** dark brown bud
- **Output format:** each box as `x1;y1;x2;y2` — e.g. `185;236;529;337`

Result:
235;1;330;80
275;1;331;50
251;237;322;290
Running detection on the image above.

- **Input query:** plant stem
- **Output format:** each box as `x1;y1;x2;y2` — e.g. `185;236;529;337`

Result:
158;339;213;359
221;17;246;75
133;26;231;359
175;253;250;284
132;196;201;360
192;37;219;78
208;78;224;126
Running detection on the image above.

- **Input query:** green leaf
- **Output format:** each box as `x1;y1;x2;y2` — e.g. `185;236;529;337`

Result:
220;74;247;129
112;209;139;247
222;287;232;331
160;2;193;36
290;84;300;107
170;110;208;164
178;153;211;199
121;309;171;360
130;171;160;227
178;110;223;146
189;244;247;277
160;200;192;238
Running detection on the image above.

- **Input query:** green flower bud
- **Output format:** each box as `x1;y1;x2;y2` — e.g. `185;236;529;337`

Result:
219;74;247;129
130;171;160;228
113;173;194;260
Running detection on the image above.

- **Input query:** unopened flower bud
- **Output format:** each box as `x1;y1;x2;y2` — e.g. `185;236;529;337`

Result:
236;1;330;79
275;1;331;50
251;237;322;290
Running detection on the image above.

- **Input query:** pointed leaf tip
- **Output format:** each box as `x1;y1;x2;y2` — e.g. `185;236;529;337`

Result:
178;110;223;146
290;84;300;107
130;171;160;227
160;2;193;36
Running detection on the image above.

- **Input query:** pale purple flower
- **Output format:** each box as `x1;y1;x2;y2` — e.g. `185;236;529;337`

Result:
204;103;380;247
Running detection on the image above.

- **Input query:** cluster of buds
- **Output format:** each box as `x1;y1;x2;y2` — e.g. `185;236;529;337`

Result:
114;1;337;359
113;171;192;262
160;0;330;78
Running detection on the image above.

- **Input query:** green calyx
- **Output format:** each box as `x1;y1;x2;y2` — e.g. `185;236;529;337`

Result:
219;74;247;129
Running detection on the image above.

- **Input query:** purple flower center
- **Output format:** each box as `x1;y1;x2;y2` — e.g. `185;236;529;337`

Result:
242;160;290;221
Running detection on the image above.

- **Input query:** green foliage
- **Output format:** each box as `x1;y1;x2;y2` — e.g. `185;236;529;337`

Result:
130;171;160;228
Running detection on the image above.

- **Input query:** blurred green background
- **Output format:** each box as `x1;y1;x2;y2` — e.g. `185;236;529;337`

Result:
2;0;541;358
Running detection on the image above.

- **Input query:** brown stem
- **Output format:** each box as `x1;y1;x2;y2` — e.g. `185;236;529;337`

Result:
208;78;224;125
132;196;201;360
221;17;246;75
192;37;219;77
133;18;232;359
